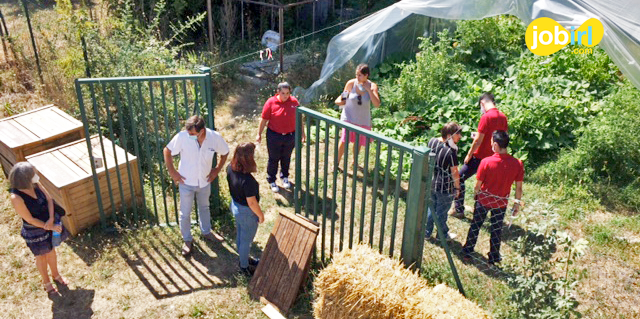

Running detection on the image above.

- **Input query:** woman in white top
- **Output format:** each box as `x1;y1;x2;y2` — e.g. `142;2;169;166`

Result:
334;64;381;170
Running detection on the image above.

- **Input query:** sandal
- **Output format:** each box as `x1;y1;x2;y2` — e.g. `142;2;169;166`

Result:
53;276;68;286
43;282;57;294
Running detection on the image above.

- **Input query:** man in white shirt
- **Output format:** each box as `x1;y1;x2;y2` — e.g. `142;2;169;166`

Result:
163;115;229;256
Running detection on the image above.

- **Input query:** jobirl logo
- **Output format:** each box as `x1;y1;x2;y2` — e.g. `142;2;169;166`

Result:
526;17;604;56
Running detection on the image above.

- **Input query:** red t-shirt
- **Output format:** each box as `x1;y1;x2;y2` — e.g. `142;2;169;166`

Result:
476;153;524;208
474;108;508;159
261;94;299;134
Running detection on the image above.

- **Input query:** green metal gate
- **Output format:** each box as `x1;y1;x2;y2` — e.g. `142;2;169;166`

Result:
294;106;464;295
74;67;220;229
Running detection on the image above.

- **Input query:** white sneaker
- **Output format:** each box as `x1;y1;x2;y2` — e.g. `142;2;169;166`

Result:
270;182;279;192
282;177;291;189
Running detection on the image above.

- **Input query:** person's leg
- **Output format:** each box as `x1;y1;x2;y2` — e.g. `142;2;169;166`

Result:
337;132;346;168
235;203;259;269
231;200;244;264
279;134;296;180
350;143;364;168
454;157;481;214
178;184;196;242
351;126;370;168
45;249;60;279
462;202;489;256
266;129;281;184
195;184;212;235
425;193;438;237
35;255;50;285
434;192;454;237
488;207;507;263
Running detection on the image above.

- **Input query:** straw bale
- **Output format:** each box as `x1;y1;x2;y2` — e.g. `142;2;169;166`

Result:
313;245;490;319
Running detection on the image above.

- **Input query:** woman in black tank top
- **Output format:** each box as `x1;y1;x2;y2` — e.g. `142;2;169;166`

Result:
8;162;69;295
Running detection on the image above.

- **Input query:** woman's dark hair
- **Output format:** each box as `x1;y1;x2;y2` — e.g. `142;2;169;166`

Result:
441;122;462;138
9;162;36;189
184;115;205;132
492;130;510;149
356;63;370;76
231;143;257;174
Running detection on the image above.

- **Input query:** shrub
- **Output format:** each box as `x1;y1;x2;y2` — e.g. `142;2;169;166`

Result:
531;81;640;211
380;29;463;112
371;16;623;169
453;15;525;69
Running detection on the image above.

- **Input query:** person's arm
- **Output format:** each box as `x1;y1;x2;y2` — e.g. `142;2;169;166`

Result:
512;181;524;215
163;147;185;184
256;118;268;143
364;81;381;107
450;166;461;198
10;195;60;231
473;178;483;195
38;183;55;228
246;196;265;224
335;80;354;106
464;132;484;164
208;153;229;182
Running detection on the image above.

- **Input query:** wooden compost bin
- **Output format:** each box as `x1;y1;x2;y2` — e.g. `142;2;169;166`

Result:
26;135;143;235
0;105;85;176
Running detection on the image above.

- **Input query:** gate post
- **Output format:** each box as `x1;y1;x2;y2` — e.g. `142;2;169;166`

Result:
401;146;430;270
200;66;221;216
294;108;302;215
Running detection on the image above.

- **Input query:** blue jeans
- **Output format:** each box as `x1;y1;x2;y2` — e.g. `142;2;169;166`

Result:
425;192;454;238
232;199;259;268
179;183;212;242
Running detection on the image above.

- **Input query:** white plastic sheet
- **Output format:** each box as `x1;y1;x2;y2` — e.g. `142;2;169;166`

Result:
303;0;640;103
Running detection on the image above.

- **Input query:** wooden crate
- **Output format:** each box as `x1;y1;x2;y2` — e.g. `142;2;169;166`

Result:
249;211;319;314
0;105;85;176
26;135;143;235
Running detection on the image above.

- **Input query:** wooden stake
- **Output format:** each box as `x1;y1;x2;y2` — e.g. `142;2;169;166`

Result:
241;0;245;42
20;0;43;83
207;0;214;52
279;6;284;74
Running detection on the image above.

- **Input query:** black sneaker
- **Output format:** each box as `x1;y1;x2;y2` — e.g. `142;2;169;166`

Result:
248;257;260;267
488;256;502;266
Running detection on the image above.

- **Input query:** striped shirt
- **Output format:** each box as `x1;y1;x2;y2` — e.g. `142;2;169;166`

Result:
428;138;459;194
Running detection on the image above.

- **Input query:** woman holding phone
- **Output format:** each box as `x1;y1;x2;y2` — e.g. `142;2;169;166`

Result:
334;64;381;170
9;162;69;295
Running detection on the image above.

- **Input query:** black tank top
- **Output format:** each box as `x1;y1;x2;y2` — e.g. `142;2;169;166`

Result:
10;186;49;226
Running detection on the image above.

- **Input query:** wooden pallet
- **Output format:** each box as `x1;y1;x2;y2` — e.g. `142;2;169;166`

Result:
249;211;319;314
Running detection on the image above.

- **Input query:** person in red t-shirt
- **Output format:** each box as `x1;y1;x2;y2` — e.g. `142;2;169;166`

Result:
256;82;305;192
461;130;523;265
453;93;508;218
